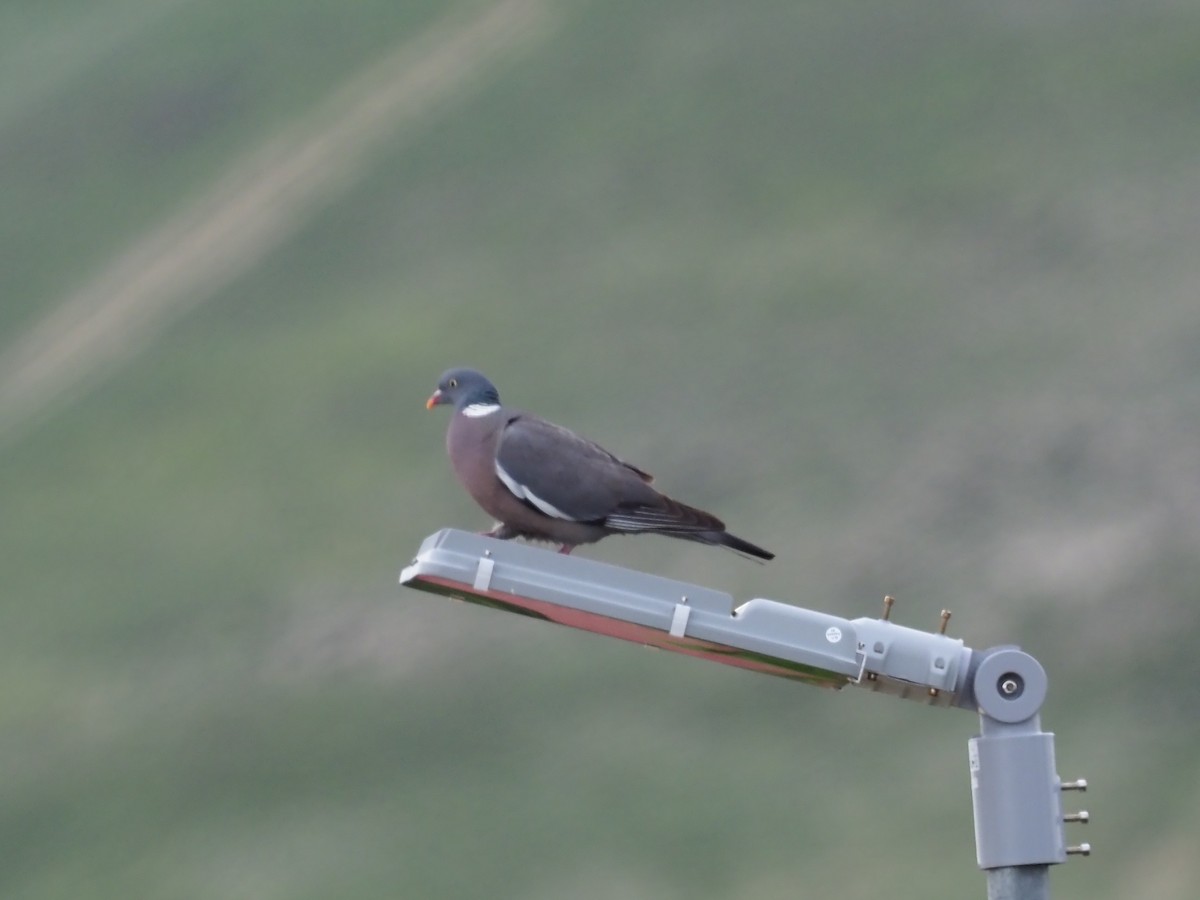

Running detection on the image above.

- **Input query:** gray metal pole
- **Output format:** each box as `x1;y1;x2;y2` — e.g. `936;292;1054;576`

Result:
966;648;1089;899
986;865;1050;900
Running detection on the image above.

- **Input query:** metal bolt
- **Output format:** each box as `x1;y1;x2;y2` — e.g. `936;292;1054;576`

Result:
1063;811;1090;824
998;673;1023;697
1066;843;1092;857
938;609;952;634
1061;779;1088;792
882;595;895;621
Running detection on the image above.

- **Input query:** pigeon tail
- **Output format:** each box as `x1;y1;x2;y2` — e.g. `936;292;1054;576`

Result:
604;497;774;561
705;530;774;561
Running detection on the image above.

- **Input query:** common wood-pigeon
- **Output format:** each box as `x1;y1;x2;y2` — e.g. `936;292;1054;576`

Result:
426;368;774;560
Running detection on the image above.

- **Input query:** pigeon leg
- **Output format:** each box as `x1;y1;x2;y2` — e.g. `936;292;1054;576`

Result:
480;523;518;540
557;544;575;555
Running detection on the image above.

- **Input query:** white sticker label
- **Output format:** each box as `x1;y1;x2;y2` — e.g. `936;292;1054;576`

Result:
825;626;842;644
968;742;981;789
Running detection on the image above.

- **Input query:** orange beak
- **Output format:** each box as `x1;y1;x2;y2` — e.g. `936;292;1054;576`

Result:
425;390;442;410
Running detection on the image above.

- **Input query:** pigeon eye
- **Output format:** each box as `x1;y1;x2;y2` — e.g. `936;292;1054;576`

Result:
448;378;459;388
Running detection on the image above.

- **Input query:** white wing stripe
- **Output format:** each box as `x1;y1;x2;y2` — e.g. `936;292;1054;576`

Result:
494;461;527;499
494;461;575;520
523;489;574;521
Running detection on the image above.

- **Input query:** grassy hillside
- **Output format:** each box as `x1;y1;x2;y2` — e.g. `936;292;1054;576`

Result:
2;1;1199;897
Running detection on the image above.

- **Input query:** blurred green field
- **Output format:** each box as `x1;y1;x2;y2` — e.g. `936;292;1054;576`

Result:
3;1;1200;897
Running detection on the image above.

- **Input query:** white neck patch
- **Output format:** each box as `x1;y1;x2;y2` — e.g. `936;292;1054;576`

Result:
462;403;501;418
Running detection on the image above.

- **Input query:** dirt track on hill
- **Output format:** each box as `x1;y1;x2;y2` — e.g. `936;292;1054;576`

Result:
0;0;550;446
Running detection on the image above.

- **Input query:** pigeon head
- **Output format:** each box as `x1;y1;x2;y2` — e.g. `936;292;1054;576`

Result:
426;368;501;411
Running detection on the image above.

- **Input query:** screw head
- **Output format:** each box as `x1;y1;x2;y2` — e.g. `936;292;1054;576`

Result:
998;672;1024;698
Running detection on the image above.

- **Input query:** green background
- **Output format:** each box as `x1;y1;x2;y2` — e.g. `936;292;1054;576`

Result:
2;1;1198;897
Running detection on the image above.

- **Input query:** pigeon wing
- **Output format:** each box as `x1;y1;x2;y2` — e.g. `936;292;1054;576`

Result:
494;414;657;523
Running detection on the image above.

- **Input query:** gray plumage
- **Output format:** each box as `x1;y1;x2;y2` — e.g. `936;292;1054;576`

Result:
426;368;774;561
